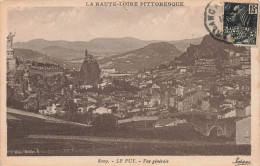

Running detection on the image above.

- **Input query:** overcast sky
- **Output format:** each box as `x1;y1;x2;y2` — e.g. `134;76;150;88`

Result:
8;6;208;42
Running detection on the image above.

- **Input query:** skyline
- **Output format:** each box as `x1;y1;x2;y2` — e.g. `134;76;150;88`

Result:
8;6;208;42
12;35;204;43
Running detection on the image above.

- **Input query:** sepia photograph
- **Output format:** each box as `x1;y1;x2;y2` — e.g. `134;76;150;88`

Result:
1;1;259;165
5;5;254;156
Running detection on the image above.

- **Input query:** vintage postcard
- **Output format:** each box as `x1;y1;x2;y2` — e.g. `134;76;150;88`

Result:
0;0;260;165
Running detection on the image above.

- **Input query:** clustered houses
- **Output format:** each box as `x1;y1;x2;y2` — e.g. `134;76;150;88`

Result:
193;59;218;73
7;45;251;144
39;48;251;127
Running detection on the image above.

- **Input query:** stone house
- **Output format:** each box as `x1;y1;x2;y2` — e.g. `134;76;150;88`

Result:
236;116;251;145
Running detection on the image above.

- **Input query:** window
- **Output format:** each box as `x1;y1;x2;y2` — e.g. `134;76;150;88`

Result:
245;130;250;138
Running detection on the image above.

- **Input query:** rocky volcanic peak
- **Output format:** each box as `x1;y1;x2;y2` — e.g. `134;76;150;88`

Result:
177;35;247;64
79;49;101;85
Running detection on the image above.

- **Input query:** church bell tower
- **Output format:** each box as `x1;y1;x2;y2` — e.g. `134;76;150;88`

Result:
7;32;16;72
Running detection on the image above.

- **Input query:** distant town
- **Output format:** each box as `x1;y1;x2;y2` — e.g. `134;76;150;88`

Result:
7;32;251;155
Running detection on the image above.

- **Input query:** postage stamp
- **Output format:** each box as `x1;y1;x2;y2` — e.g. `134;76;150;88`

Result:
223;3;258;45
205;1;258;46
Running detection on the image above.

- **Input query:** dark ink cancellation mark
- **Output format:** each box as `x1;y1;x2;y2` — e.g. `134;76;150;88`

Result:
204;0;231;43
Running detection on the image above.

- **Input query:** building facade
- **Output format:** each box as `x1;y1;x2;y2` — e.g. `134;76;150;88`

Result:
7;32;16;72
236;116;251;145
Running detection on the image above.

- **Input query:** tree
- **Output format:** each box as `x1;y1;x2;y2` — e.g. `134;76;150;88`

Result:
169;106;177;113
92;114;117;131
158;64;168;70
7;86;15;107
15;57;19;67
112;79;138;92
63;99;78;121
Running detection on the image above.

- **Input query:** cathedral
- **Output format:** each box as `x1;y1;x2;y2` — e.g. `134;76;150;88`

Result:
7;32;16;72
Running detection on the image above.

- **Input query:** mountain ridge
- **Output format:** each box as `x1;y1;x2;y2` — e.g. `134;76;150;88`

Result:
98;42;182;72
13;37;202;61
13;48;79;69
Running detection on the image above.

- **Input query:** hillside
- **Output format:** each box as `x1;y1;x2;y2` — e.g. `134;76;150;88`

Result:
40;46;84;60
13;37;201;61
86;37;159;55
13;38;153;60
13;48;79;69
175;35;247;65
169;37;203;52
98;42;182;72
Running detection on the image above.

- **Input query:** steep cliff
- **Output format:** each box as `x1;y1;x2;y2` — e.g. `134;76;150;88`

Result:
79;50;101;85
175;35;247;65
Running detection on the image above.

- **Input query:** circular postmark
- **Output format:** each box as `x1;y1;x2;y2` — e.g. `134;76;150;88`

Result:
204;0;233;43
